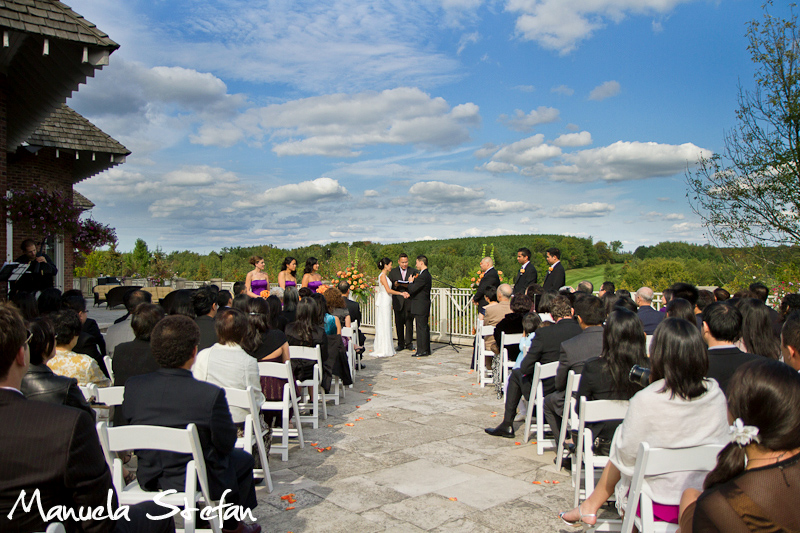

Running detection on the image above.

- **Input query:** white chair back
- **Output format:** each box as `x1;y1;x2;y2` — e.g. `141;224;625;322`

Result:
78;384;98;403
94;385;125;407
555;370;582;471
45;524;66;533
474;319;495;387
257;360;305;461
288;344;327;427
523;361;559;455
500;331;525;396
103;355;114;384
223;386;273;492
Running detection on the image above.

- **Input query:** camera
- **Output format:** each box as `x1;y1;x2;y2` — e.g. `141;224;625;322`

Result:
629;365;651;387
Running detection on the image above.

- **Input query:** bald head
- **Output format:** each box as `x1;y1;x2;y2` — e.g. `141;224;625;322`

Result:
480;257;493;272
636;287;654;306
497;284;512;301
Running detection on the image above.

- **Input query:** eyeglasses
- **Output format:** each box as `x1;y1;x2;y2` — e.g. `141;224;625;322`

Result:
25;329;33;345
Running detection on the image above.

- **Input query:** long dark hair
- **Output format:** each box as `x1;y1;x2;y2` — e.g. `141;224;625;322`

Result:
304;257;318;275
281;256;296;272
293;298;317;344
243;297;269;354
311;293;328;324
666;298;697;327
28;317;56;366
283;287;299;313
601;308;648;397
704;359;800;489
649;318;709;400
265;295;282;329
738;298;781;359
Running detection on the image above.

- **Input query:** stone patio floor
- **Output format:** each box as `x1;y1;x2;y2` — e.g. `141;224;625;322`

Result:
252;340;579;533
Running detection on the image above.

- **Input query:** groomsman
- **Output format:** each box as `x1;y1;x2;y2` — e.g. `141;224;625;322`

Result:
388;253;417;351
405;256;432;357
542;247;566;291
513;247;538;295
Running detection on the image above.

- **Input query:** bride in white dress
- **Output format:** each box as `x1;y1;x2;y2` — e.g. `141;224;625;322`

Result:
372;257;404;357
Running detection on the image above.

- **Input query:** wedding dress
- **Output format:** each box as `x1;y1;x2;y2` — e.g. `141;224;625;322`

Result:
372;272;395;357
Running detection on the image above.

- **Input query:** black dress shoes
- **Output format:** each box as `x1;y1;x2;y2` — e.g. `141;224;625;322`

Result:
411;351;430;357
485;423;515;438
396;345;405;351
406;344;415;351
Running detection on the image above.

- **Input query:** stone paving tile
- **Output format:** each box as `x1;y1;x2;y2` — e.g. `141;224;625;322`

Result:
305;474;407;513
365;458;476;497
379;493;472;530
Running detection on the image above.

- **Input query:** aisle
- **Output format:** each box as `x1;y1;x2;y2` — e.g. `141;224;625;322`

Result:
254;341;577;532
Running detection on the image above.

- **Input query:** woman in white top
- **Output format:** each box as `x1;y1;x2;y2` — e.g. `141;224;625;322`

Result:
372;257;405;357
192;308;264;423
559;317;729;527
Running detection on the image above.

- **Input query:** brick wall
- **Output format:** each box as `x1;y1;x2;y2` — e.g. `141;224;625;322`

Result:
0;75;7;273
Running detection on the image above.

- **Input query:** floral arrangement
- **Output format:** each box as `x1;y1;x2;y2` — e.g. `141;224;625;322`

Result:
1;185;81;236
771;281;797;311
470;243;503;291
73;218;117;255
317;284;331;294
331;266;372;300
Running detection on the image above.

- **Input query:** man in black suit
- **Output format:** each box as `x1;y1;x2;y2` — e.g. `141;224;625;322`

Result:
702;302;760;395
9;238;58;296
635;286;664;335
542;247;566;292
513;247;538;295
192;286;218;351
405;255;432;357
543;295;606;442
473;257;500;308
123;315;260;533
486;295;581;438
339;280;367;363
388;254;417;351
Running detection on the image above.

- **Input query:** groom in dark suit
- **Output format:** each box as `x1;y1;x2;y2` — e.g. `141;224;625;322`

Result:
405;255;432;357
542;247;566;292
513;247;538;295
388;253;417;351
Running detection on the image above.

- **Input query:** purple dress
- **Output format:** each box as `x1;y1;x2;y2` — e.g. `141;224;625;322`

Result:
284;280;297;288
307;280;323;293
251;279;269;296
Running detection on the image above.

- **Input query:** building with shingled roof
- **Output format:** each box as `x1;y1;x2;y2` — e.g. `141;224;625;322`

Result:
1;0;126;292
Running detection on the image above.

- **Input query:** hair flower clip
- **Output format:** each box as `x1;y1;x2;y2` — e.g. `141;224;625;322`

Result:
730;418;760;447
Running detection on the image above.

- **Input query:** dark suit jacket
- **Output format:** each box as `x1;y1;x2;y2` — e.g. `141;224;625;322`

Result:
473;267;500;304
520;318;582;395
388;266;418;311
576;356;639;442
554;325;604;391
707;346;761;395
74;317;108;377
407;268;432;316
122;368;238;499
0;389;116;533
637;305;665;335
542;262;566;292
195;315;217;351
513;262;538;295
112;338;161;426
344;298;365;344
20;364;95;419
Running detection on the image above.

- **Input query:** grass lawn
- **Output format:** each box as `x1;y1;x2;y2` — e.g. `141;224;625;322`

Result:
565;263;624;289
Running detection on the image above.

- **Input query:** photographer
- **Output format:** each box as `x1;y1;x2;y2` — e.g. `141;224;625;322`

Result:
10;239;58;296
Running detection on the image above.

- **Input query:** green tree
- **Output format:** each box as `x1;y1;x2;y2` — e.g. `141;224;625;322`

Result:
688;3;800;250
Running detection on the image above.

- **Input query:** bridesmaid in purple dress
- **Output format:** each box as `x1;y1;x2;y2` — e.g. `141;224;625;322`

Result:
301;257;323;293
278;256;298;289
245;255;270;298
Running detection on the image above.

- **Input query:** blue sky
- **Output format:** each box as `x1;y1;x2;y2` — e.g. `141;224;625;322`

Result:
66;0;782;253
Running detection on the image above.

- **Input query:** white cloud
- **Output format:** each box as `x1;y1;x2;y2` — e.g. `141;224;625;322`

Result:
409;181;484;203
473;144;500;158
234;177;348;207
552;202;615;218
363;190;380;197
641;211;685;221
551;84;574;96
514;85;536;92
457;32;480;55
484;198;536;213
478;161;518;173
194;87;481;156
506;0;694;53
499;106;560;131
490;134;562;166
552;131;592;147
589;80;621;101
669;222;703;237
549;141;711;182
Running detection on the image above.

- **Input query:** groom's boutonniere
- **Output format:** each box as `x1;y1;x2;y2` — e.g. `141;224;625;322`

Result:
520;268;525;274
548;266;554;272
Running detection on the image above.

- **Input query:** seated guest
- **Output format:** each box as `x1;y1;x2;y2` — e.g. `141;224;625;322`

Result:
660;288;674;312
575;308;648;456
193;286;218;351
491;294;533;398
233;281;246;296
695;289;715;328
776;293;800;337
483;284;513;354
281;287;299;328
782;312;800;371
311;293;353;391
558;318;729;527
750;281;780;326
285;298;328;386
526;283;543;313
37;287;62;315
269;286;284;300
515;312;543;369
123;315;261;533
217;289;233;309
576;280;593;294
737;298;781;359
544;294;606;444
713;287;730;302
0;303;173;533
615;295;638;313
161;289;195;318
324;287;351;329
20;316;94;418
597;281;615;297
339;281;366;357
678;359;800;532
106;288;152;356
671;282;700;310
486;295;580;438
244;297;289;363
615;289;632;300
702;302;760;394
62;289;108;376
666;298;699;328
47;309;110;387
536;291;557;322
635;286;664;334
232;293;251;313
10;291;39;321
192;308;265;423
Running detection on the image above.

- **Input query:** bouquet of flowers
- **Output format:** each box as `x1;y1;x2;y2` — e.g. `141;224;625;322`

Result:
73;218;117;255
331;266;372;300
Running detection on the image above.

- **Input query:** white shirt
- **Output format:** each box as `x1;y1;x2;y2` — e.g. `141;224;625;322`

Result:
192;343;264;423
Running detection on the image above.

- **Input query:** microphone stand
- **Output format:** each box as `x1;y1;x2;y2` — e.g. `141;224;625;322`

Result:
428;273;463;353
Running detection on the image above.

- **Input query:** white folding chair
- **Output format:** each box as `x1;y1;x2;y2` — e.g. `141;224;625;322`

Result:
573;397;630;507
645;335;654;356
104;355;114;384
94;385;125;407
96;422;223;533
351;320;361;376
223;386;273;492
605;442;724;533
258;361;305;462
78;384;98;403
44;524;66;533
341;326;356;386
522;361;559;454
555;370;582;471
473;319;495;387
289;345;327;427
500;331;524;397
